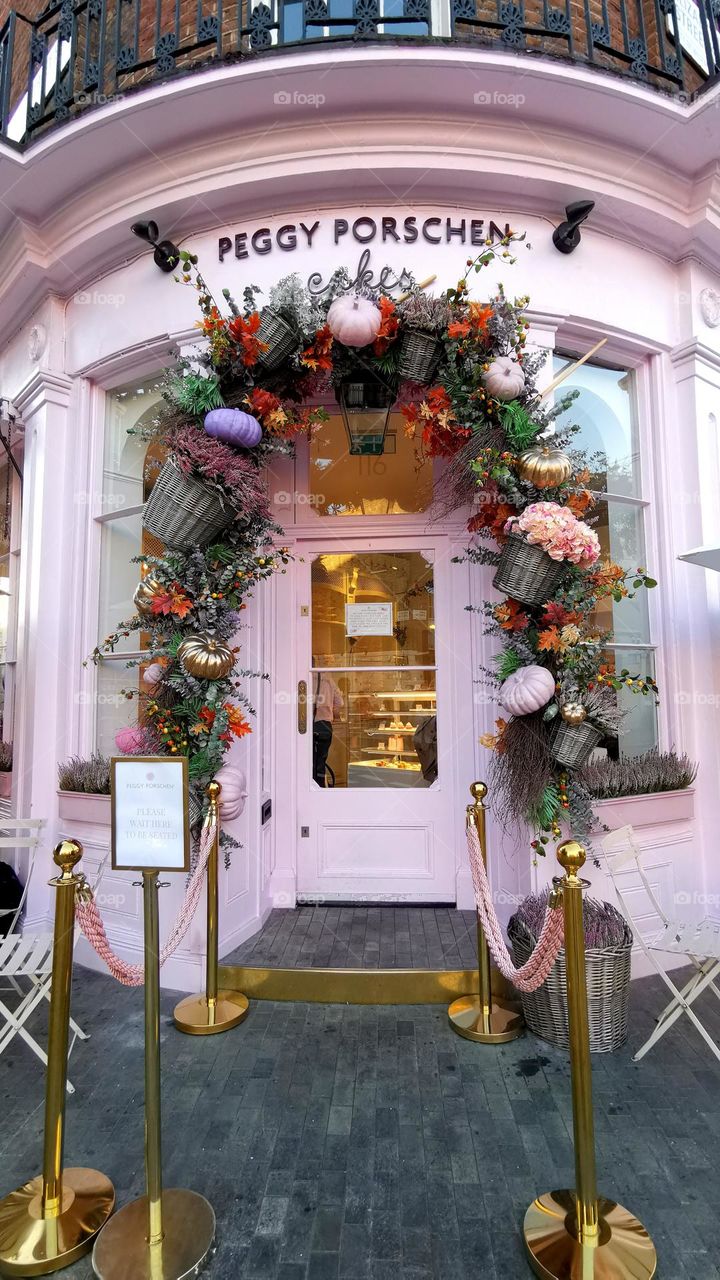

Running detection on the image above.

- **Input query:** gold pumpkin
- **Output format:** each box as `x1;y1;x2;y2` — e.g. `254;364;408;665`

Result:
133;576;164;617
178;633;234;681
517;443;572;489
560;702;588;726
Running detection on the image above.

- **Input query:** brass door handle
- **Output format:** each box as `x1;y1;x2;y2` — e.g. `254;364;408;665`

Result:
298;680;308;734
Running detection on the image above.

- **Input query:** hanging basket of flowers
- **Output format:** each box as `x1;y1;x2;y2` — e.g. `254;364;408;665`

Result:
493;502;601;608
493;531;568;606
142;459;237;550
550;718;604;768
397;294;450;384
255;309;299;371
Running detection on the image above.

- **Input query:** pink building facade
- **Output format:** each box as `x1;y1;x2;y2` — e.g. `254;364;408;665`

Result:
0;35;718;986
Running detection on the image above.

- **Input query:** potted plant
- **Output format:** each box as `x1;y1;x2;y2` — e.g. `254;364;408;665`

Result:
493;501;601;607
58;752;112;823
583;748;697;827
0;742;12;799
255;275;314;371
508;890;633;1053
142;418;270;550
397;293;451;382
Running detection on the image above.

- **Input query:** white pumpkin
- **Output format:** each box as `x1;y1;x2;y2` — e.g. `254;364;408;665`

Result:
501;665;556;716
482;356;526;401
327;295;382;348
142;662;164;688
215;765;248;822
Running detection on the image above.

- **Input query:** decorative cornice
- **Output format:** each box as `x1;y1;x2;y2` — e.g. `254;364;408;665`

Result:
669;338;720;379
14;368;74;415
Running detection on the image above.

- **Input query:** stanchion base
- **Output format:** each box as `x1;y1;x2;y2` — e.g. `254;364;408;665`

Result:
523;1190;657;1279
448;995;524;1043
173;989;249;1035
92;1188;215;1280
0;1167;115;1276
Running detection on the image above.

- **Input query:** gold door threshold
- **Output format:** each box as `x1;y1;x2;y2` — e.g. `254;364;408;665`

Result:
218;965;512;1006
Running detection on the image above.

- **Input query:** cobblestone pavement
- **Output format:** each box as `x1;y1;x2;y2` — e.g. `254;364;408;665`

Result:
1;963;719;1278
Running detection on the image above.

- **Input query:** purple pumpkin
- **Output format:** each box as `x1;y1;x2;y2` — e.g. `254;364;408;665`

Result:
115;725;148;755
204;407;262;449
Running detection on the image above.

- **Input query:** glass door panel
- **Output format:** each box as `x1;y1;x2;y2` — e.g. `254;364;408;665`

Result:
310;550;438;789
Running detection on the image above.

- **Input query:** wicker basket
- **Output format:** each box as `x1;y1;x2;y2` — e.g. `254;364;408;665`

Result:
256;309;298;371
142;460;236;550
398;329;442;383
551;719;603;768
493;532;567;606
508;914;632;1053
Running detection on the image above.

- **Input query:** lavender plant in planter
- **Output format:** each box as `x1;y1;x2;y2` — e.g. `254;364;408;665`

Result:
508;890;633;1053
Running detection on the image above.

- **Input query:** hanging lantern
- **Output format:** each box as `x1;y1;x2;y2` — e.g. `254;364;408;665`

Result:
337;375;395;456
177;633;234;680
560;702;588;725
133;576;163;617
517;443;572;489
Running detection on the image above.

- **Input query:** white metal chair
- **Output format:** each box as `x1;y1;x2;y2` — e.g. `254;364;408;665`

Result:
0;820;108;1092
601;824;720;1063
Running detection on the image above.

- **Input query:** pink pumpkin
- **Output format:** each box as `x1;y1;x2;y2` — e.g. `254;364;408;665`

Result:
327;295;382;347
501;665;556;716
142;662;164;688
114;725;148;754
215;765;248;821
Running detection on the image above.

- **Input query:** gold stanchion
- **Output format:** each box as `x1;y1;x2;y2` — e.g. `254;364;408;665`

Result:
0;839;115;1276
523;840;657;1279
448;782;524;1044
173;781;249;1035
92;872;215;1280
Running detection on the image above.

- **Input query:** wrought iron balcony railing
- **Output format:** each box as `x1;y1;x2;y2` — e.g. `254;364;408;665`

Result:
0;0;718;148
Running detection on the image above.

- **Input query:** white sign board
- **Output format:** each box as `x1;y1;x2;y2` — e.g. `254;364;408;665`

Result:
668;0;713;73
111;757;190;872
345;602;394;637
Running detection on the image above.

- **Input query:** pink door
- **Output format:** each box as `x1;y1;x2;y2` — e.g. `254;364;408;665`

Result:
295;540;458;902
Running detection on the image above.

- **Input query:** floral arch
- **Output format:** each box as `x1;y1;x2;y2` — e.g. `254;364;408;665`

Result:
94;236;658;852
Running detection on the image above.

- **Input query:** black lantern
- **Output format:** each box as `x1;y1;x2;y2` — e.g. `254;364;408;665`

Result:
337;375;395;456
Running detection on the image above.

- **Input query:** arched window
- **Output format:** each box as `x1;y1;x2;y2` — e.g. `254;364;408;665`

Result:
554;354;657;759
95;374;164;753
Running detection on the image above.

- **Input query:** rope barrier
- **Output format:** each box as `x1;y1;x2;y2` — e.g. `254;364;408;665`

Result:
75;818;217;987
466;822;564;993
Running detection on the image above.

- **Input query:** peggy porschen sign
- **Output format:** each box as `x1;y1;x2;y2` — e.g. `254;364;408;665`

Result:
217;213;516;293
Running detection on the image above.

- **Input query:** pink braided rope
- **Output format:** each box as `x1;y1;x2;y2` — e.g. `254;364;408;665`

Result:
75;819;217;987
466;822;564;993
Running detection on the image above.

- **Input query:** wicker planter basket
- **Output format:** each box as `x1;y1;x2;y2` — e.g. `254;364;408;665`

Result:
551;719;603;768
398;329;442;383
508;914;633;1053
143;460;236;550
493;532;567;606
256;310;298;371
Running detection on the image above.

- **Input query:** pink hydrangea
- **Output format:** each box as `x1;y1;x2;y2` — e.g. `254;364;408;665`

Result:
504;501;600;566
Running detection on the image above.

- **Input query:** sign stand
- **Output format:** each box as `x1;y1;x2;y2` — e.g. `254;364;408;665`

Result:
92;758;215;1280
0;840;114;1276
173;781;249;1035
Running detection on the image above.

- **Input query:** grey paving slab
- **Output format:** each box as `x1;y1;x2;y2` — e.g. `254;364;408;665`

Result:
0;923;719;1278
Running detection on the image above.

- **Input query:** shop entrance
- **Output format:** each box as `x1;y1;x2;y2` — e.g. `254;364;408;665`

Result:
295;540;458;902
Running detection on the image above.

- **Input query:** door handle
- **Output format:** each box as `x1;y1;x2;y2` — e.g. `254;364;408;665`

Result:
298;680;308;734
